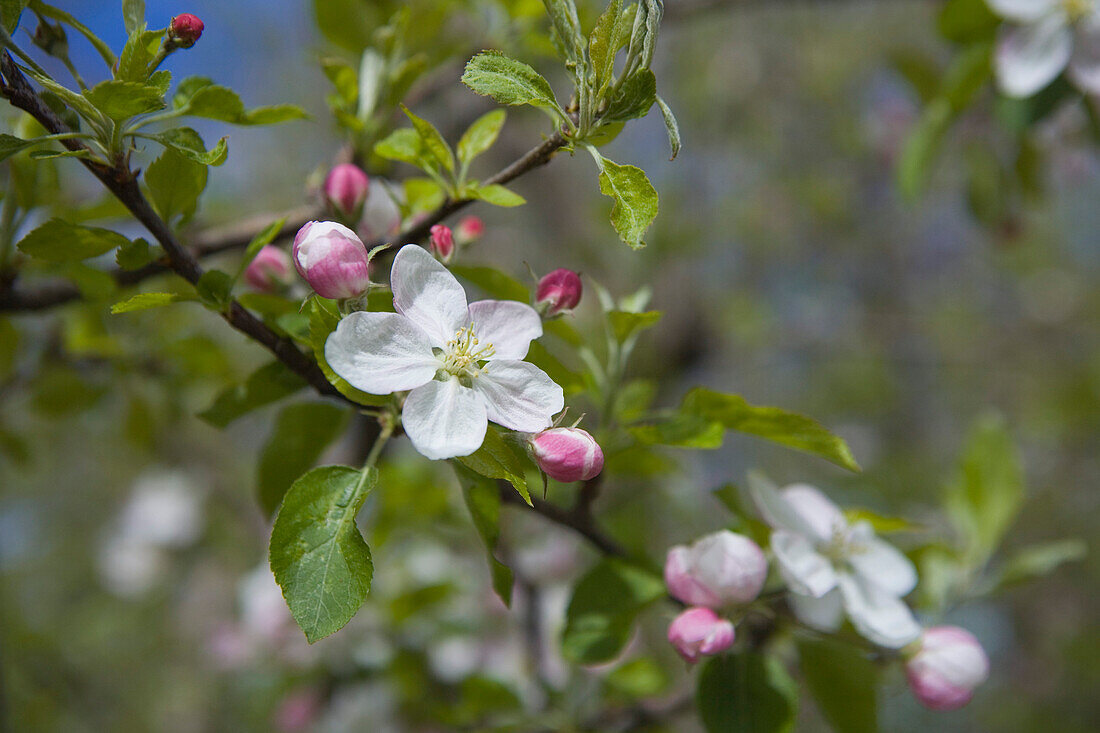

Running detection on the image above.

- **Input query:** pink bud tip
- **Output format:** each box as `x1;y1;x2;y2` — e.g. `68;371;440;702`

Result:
169;14;204;46
430;224;454;262
244;245;292;293
292;221;372;300
905;626;989;711
323;164;370;220
664;530;768;608
529;427;603;482
536;269;582;316
455;215;484;244
667;607;735;663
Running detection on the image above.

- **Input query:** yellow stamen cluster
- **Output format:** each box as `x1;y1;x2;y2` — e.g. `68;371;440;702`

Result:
1064;0;1094;22
821;525;868;563
441;326;495;378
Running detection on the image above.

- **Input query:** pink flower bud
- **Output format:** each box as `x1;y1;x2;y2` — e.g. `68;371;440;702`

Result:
665;530;767;608
529;427;603;482
169;14;204;47
905;626;989;711
292;221;371;299
430;224;454;262
323;164;370;220
536;269;582;316
667;607;735;663
455;215;484;244
244;245;292;293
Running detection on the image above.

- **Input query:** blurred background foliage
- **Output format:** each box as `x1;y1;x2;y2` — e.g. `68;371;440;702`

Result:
1;0;1098;731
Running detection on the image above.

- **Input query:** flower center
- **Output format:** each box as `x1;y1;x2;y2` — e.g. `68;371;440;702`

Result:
1064;0;1094;22
440;325;495;379
821;526;868;563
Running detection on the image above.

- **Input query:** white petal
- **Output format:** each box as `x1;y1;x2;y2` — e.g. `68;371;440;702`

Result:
1069;12;1100;95
402;377;487;459
746;477;824;539
788;588;844;632
472;360;564;432
995;16;1073;98
770;530;837;598
467;300;543;360
847;522;918;597
780;484;848;544
325;311;439;394
837;572;922;649
390;245;468;347
986;0;1057;22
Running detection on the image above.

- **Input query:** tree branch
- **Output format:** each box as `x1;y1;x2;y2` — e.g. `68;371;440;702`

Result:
500;484;629;559
0;51;343;400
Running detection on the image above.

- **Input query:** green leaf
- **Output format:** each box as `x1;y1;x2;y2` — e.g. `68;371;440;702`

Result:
608;309;661;343
83;79;165;120
593;154;658;249
466;182;525;207
232;217;285;286
451;265;531;302
696;654;798;733
144;146;207;223
1;0;28;33
195;270;233;311
178;83;307;125
938;0;998;44
146;127;228;166
561;558;665;664
403;177;446;214
944;413;1024;563
457;109;506;165
632;0;663;70
454;463;514;606
115;237;154;270
400;104;455;173
993;539;1087;590
462;51;561;114
122;0;145;35
308;298;390;407
28;1;116;68
374;127;425;167
604;69;656;122
844;508;918;535
17;218;128;262
588;0;627;96
258;403;350;517
542;0;584;64
198;361;306;428
110;291;192;313
798;637;878;733
456;424;532;505
31;364;106;416
270;465;376;643
656;94;681;160
116;28;162;82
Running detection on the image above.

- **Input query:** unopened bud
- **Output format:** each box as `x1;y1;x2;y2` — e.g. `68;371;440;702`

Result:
292;221;371;299
535;269;582;317
32;19;68;57
905;626;989;711
665;530;767;608
429;224;454;262
168;14;204;48
667;607;735;663
529;427;603;482
323;164;370;222
455;215;484;244
244;245;292;293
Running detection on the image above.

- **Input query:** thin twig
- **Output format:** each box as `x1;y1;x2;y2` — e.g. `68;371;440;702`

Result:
500;484;629;559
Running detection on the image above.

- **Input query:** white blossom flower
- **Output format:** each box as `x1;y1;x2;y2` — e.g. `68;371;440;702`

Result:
326;244;564;459
750;481;921;648
991;0;1100;97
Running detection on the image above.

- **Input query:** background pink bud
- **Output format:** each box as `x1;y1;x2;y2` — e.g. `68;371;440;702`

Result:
324;164;370;219
905;626;990;711
665;530;768;607
361;180;403;240
292;221;371;299
169;14;204;47
455;215;484;243
536;269;582;316
529;427;603;482
244;245;292;292
430;224;454;261
667;607;735;663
